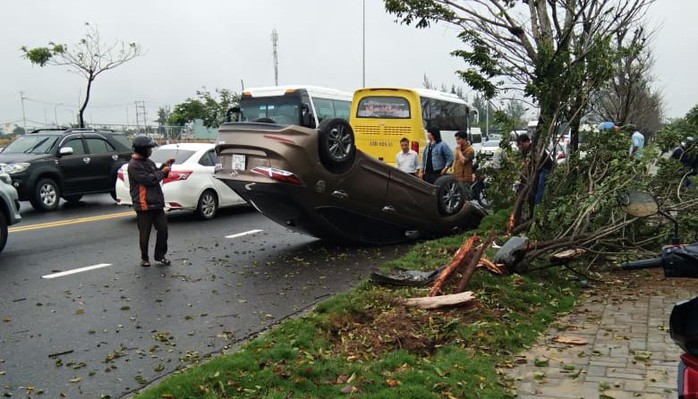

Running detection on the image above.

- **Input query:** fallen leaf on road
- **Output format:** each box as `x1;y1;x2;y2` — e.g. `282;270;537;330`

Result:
551;336;588;345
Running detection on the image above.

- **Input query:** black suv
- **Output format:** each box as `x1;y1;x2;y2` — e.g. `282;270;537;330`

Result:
0;128;132;211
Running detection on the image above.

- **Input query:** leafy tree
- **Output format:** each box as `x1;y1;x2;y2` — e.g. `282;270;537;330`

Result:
167;88;240;129
587;27;663;137
384;0;655;233
12;126;25;136
156;106;171;127
21;22;142;128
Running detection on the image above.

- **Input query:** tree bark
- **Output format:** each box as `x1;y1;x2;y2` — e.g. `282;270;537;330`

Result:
456;234;495;292
428;235;479;297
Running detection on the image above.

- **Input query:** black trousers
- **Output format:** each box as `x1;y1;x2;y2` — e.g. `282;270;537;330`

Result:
136;209;168;261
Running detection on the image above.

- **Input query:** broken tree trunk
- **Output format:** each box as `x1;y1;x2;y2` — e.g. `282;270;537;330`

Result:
404;291;476;309
456;234;496;293
427;235;479;297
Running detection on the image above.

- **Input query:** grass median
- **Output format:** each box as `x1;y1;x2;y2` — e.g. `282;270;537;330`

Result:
134;225;580;399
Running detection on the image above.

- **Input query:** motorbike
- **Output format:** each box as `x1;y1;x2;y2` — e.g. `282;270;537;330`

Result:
618;191;698;399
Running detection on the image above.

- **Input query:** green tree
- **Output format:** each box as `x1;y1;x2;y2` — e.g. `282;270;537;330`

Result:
384;0;655;230
21;22;142;128
167;88;240;129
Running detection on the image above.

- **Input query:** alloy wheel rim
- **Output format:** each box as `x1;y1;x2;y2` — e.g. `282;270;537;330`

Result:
201;194;216;217
328;126;352;160
443;182;462;213
41;184;57;206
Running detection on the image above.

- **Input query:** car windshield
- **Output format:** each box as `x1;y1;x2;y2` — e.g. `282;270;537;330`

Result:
2;135;59;154
150;148;195;164
239;97;302;125
483;140;500;147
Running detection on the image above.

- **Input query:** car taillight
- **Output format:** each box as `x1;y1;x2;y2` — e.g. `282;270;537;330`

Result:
411;141;419;153
117;169;124;181
251;166;303;185
163;170;192;185
557;153;566;159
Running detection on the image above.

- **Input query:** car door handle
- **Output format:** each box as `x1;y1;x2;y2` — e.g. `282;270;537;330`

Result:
331;190;348;199
83;157;91;164
382;205;396;213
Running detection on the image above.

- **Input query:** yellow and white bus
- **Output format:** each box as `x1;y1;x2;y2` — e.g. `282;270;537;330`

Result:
349;87;478;165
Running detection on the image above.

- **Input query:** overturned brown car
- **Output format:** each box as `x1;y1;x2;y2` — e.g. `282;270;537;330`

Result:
214;118;483;245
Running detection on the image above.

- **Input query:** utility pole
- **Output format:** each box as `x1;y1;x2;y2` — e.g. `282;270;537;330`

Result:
20;91;27;133
272;29;279;86
135;100;147;134
362;0;366;87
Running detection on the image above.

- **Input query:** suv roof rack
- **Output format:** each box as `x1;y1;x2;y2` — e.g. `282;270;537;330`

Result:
29;127;116;134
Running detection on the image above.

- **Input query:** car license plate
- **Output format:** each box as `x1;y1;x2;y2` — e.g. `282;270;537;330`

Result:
232;154;246;171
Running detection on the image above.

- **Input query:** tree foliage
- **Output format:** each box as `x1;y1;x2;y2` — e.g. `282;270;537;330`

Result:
167;88;240;128
21;22;142;128
384;0;657;239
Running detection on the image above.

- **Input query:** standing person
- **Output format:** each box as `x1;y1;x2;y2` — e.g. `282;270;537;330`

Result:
128;136;174;267
395;137;420;176
452;131;475;192
628;124;645;159
421;127;453;184
516;134;553;205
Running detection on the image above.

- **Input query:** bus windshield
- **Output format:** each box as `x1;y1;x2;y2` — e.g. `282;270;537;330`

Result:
239;97;301;125
356;96;411;119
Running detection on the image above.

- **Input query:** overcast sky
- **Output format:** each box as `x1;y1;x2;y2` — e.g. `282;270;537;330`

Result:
0;0;694;128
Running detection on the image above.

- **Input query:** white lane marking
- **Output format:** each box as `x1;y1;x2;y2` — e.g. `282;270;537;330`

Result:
42;263;113;279
225;229;263;239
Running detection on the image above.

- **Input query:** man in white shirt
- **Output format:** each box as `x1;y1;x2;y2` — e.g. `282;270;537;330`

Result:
395;137;420;176
629;126;645;159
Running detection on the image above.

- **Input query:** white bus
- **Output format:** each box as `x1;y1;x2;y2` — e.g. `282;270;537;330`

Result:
237;85;353;128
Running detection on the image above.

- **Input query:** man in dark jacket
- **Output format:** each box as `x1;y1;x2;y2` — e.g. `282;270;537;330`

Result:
128;136;174;267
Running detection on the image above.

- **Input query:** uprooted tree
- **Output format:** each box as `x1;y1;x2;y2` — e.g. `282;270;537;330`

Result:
21;22;142;128
385;1;697;270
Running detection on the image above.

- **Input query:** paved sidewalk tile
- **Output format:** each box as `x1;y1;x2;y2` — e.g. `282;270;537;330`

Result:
506;276;698;399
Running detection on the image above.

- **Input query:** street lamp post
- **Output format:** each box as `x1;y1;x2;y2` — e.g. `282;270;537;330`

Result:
54;103;63;127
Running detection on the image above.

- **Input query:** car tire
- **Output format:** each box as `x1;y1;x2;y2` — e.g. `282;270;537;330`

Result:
196;190;218;220
64;195;83;203
317;118;356;174
30;178;61;212
434;175;465;216
0;212;7;253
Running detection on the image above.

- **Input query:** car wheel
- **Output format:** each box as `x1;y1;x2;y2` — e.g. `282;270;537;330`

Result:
0;213;7;253
318;118;356;174
196;190;218;220
30;178;60;211
64;195;83;203
434;175;465;216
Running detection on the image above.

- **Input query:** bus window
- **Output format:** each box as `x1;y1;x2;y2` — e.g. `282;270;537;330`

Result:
356;97;411;119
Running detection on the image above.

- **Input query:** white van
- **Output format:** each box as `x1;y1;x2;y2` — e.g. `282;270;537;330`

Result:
236;85;353;128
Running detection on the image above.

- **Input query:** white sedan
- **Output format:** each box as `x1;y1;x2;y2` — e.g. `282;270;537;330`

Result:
115;143;247;219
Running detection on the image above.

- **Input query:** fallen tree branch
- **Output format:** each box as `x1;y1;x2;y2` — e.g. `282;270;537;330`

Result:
428;235;479;297
404;291;476;309
457;234;496;292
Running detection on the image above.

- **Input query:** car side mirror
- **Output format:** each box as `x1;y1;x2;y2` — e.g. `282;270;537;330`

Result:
301;104;315;128
59;147;74;157
617;191;658;217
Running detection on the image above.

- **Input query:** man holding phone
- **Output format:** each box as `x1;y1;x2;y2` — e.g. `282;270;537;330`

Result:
128;136;175;267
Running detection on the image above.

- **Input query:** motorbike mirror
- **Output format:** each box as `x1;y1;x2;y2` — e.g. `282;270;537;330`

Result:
617;191;658;217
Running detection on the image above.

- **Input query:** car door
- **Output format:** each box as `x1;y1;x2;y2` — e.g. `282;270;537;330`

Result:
84;135;120;192
382;169;437;228
56;135;91;194
199;149;243;206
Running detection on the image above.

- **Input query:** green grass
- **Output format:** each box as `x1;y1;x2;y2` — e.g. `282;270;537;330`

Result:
134;220;579;399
